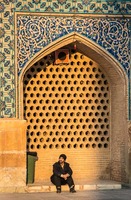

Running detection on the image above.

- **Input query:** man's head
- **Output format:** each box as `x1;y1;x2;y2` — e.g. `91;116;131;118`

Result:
59;154;67;164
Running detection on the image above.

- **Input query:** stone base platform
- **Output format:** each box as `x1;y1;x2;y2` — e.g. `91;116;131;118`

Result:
25;180;122;193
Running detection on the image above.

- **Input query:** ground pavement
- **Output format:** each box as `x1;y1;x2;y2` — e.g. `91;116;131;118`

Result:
0;189;131;200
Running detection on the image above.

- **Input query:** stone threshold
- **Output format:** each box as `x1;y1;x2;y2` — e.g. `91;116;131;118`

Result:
26;180;122;193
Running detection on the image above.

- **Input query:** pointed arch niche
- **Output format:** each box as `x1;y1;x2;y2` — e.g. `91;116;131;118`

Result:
19;33;129;183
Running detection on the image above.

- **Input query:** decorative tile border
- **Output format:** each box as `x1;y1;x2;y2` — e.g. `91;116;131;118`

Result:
15;0;131;15
0;1;15;118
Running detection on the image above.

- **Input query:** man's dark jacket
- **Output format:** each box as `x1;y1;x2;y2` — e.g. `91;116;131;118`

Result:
52;161;73;177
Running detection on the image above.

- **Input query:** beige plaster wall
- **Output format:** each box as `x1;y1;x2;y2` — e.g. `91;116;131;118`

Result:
0;119;27;193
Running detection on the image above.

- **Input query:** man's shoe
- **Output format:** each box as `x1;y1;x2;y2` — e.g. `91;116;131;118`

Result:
56;188;61;193
56;190;61;193
70;188;76;193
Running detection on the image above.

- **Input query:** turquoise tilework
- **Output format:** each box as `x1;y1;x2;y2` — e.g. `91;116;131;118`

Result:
0;1;15;118
15;0;131;15
17;15;130;76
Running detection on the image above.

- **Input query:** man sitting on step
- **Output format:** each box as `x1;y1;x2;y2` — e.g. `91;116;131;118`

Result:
50;154;76;193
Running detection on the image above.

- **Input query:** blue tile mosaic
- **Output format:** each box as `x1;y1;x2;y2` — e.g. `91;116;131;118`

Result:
0;1;15;118
17;15;130;76
14;0;131;15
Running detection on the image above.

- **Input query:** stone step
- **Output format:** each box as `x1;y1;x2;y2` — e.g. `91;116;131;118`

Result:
25;181;122;193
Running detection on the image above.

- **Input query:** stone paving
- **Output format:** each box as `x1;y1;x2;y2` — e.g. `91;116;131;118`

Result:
0;189;131;200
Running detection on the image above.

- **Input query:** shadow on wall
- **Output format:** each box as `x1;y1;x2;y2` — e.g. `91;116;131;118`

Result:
99;163;111;180
129;152;131;184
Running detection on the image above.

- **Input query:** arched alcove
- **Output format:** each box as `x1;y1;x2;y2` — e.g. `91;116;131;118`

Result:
18;33;128;183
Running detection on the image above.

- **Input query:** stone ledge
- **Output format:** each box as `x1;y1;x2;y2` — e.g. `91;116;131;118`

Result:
0;181;122;193
25;182;122;193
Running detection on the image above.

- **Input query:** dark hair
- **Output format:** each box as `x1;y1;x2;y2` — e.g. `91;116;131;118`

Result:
59;154;67;160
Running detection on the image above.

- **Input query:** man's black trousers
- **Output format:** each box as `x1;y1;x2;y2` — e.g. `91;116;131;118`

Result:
51;175;74;188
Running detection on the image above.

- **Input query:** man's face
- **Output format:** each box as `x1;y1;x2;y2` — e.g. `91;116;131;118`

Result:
59;157;65;164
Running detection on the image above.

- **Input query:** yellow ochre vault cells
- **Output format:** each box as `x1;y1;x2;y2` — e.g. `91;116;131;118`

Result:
0;0;131;193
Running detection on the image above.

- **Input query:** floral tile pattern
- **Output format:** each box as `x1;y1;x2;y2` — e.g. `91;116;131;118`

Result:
17;15;130;75
14;0;131;15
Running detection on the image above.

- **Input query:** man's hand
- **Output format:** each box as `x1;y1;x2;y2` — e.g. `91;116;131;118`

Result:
61;174;70;180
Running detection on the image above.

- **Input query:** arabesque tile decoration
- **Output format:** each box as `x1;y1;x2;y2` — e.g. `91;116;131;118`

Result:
17;15;130;76
0;0;131;118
